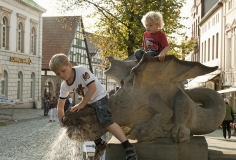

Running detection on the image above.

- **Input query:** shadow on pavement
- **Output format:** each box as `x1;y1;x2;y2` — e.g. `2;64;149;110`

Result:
209;149;236;160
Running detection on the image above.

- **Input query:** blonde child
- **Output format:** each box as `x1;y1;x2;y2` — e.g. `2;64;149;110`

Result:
134;11;169;62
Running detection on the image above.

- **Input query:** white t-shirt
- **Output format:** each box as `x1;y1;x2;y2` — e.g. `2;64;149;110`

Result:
59;66;107;104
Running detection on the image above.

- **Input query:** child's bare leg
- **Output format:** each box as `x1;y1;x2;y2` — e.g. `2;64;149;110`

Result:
106;122;127;142
106;122;137;160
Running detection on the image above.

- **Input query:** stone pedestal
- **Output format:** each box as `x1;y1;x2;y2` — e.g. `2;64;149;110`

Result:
105;136;208;160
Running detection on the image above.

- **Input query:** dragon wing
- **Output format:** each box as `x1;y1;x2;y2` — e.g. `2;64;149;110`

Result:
130;54;218;83
105;54;218;85
104;56;137;86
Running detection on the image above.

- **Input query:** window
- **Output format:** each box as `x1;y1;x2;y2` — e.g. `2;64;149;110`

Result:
17;72;23;100
2;17;10;49
31;27;36;55
208;38;210;61
30;73;35;99
204;41;206;62
201;43;203;63
0;7;12;49
228;0;232;10
2;17;6;48
212;35;214;60
216;33;219;58
76;38;82;46
30;19;38;55
77;53;80;62
17;13;26;53
1;70;8;96
18;22;24;52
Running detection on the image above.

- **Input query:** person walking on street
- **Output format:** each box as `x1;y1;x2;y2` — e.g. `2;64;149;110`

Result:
222;98;235;139
49;96;58;122
43;96;49;116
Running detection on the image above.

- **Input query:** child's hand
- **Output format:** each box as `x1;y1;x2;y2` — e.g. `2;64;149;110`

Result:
70;104;83;112
157;53;165;62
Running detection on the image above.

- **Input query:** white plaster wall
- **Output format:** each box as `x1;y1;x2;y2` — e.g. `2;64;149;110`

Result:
224;1;236;86
0;0;45;108
1;0;42;55
225;3;236;70
200;8;223;69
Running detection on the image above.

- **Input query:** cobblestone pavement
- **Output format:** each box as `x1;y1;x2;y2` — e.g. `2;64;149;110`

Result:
0;109;236;160
0;109;62;160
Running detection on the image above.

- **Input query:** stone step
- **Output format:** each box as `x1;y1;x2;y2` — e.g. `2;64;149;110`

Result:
105;136;208;160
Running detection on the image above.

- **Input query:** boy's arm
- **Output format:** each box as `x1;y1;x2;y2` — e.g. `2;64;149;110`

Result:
160;45;170;56
70;82;96;112
57;98;66;127
158;45;170;62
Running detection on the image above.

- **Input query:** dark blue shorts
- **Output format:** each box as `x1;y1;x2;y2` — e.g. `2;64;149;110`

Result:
91;96;114;128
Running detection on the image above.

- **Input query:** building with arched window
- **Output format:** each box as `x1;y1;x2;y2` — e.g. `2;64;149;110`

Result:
0;0;46;108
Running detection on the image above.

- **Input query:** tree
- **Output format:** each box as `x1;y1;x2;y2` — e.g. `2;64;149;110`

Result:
58;0;193;60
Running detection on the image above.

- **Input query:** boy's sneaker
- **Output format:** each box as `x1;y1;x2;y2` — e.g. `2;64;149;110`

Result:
125;145;138;160
94;140;107;160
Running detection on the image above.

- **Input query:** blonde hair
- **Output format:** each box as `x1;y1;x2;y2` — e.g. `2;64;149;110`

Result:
141;11;164;29
49;53;69;73
224;98;229;104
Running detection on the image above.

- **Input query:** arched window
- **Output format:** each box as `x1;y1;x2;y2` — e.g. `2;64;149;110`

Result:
31;27;36;55
17;72;23;100
1;70;8;96
30;73;35;99
18;22;24;52
0;7;12;49
2;17;9;49
2;17;6;48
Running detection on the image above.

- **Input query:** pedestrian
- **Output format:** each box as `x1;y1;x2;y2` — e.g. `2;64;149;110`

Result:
49;53;137;160
134;11;169;62
222;98;235;139
43;96;49;116
49;96;57;122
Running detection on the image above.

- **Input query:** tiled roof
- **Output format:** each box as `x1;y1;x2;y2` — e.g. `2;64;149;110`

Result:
42;16;81;69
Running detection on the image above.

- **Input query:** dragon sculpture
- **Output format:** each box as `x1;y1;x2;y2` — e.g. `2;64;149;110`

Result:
63;54;225;143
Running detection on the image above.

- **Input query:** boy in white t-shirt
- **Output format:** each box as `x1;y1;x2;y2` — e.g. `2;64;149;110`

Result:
49;53;137;160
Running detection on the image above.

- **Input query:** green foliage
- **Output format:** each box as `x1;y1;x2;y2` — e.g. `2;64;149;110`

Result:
168;37;195;59
59;0;193;60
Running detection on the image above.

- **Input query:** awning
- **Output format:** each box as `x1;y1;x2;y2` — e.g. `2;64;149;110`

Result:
186;73;219;89
190;74;219;83
217;87;236;94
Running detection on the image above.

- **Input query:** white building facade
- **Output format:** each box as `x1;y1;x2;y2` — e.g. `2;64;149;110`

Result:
220;0;236;110
188;0;236;110
0;0;46;108
187;1;223;90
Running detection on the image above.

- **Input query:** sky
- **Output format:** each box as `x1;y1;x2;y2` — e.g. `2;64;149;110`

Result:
34;0;193;40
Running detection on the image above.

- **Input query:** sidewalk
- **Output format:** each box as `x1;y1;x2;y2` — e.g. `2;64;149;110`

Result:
0;108;45;123
0;108;236;159
205;128;236;160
